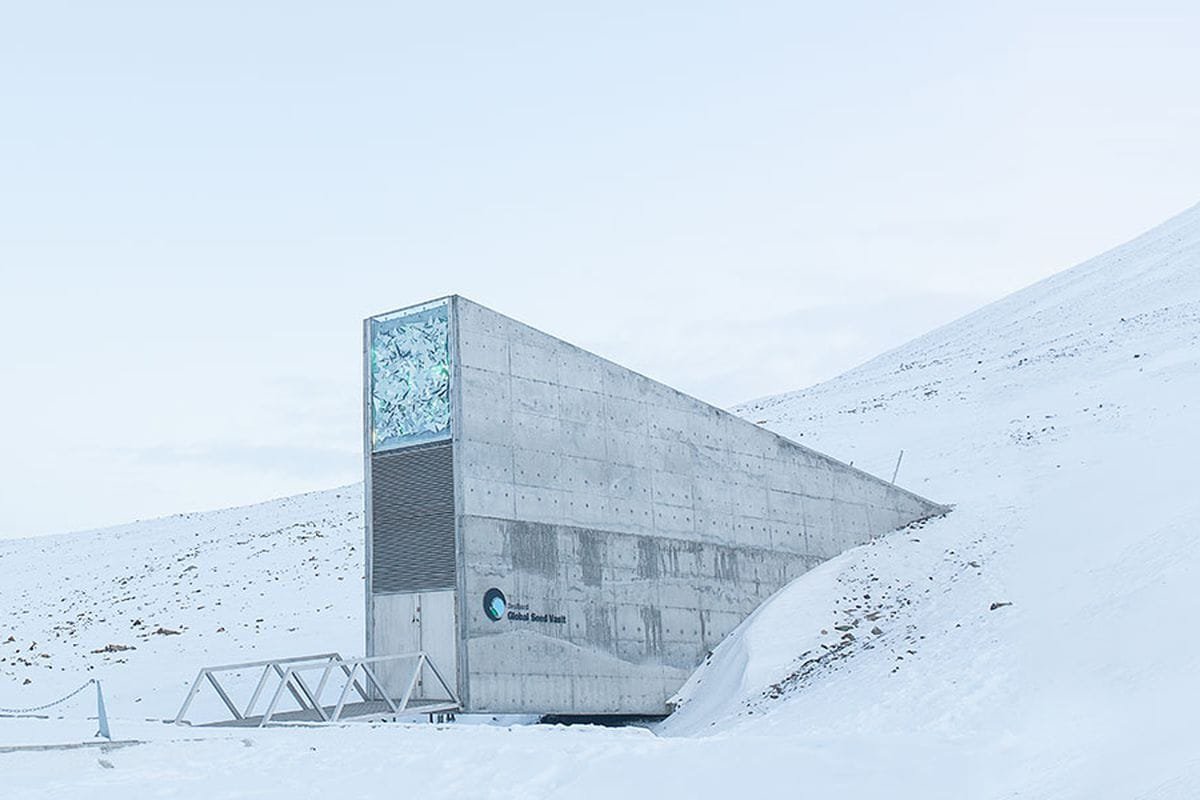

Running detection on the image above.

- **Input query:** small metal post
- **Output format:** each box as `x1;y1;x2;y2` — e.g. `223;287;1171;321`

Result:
95;681;111;740
891;449;905;484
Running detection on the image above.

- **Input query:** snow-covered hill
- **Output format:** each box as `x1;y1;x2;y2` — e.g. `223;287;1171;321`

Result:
0;487;364;717
665;200;1200;796
4;201;1199;798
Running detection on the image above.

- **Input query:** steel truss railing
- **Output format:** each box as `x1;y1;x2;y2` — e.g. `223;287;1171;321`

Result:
173;651;458;727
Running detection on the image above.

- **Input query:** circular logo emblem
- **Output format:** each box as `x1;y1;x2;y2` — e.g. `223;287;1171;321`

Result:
483;588;507;621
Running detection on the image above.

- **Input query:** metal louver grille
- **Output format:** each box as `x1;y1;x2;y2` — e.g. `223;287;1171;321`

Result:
370;442;455;593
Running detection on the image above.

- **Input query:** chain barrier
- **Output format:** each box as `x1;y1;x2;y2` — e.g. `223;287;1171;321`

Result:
0;679;96;715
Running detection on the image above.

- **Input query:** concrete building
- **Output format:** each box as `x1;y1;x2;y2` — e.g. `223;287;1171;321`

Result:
364;296;947;716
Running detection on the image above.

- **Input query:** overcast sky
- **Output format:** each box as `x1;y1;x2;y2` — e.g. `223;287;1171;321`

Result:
2;1;1198;538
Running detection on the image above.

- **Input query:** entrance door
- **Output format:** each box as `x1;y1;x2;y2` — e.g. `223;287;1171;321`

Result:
371;589;458;701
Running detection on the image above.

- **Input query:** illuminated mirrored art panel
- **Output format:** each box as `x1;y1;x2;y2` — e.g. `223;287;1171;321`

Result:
369;299;451;451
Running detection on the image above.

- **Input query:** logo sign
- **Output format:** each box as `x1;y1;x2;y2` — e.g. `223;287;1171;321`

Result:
482;588;567;624
483;588;506;622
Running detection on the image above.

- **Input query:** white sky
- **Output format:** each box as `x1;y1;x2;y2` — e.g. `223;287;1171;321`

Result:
2;1;1199;538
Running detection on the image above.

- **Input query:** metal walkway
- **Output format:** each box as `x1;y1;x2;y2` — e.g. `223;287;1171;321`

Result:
174;652;459;727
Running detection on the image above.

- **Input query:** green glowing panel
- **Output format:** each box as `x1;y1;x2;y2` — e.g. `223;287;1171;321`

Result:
369;300;451;451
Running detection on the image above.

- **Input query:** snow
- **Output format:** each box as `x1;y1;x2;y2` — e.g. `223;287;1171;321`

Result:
4;201;1200;797
0;487;365;719
668;200;1200;795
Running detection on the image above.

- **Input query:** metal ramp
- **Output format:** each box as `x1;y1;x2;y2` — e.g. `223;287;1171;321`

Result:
174;652;459;727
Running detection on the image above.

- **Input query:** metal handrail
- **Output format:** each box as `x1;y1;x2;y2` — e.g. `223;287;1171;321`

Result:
174;653;345;724
174;651;458;727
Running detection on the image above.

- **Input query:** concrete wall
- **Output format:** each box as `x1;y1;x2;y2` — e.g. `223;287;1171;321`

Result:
450;296;947;715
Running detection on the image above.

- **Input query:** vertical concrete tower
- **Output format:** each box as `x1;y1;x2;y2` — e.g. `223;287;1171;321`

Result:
364;296;947;715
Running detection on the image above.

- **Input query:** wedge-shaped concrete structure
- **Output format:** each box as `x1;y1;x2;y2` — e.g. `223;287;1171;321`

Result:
364;296;947;716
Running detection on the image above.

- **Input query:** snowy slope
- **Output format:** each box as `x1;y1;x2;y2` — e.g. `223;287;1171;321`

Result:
4;202;1200;798
664;201;1200;796
0;487;364;718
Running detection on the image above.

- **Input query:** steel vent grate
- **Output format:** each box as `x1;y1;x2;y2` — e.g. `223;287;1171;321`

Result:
370;441;456;593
